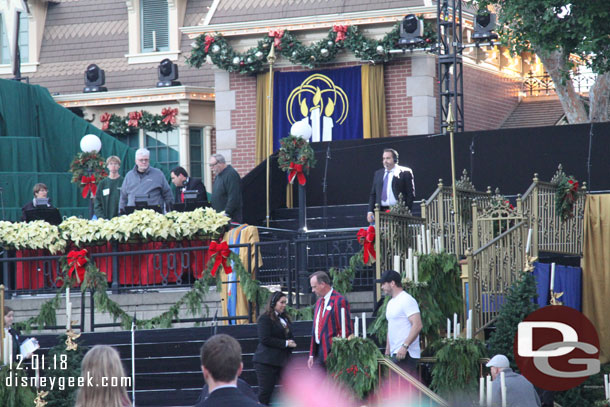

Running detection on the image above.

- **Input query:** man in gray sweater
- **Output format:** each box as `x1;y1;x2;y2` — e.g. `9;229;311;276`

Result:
209;154;242;223
487;354;541;407
119;148;174;213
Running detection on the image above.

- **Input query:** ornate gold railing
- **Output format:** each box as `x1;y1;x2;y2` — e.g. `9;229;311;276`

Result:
376;357;449;407
472;190;526;251
521;168;586;256
467;221;528;334
421;173;493;257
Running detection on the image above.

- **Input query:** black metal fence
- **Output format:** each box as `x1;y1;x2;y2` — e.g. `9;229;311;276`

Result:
0;229;374;331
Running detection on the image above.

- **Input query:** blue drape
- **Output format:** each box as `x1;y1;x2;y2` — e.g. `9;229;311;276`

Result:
532;262;582;311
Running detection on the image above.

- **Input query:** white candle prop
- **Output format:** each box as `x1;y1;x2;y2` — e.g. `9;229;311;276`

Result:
426;229;432;255
405;258;411;281
468;309;473;339
322;116;333;142
479;377;485;406
35;364;39;389
417;234;422;254
421;225;426;252
526;228;532;255
453;313;458;340
414;256;419;282
486;375;492;406
447;318;451;339
152;30;157;51
362;312;367;339
7;333;12;366
500;371;507;407
311;107;321;142
3;336;8;365
341;308;346;338
354;317;359;338
434;237;439;253
467;318;472;340
439;236;444;252
604;374;609;400
457;322;461;338
66;286;72;331
393;255;401;273
550;263;556;292
131;318;136;407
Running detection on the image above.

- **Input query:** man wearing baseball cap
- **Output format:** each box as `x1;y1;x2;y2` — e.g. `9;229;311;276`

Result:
486;354;541;406
379;270;422;377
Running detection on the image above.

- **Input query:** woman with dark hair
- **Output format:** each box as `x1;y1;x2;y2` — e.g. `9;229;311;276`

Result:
252;291;296;405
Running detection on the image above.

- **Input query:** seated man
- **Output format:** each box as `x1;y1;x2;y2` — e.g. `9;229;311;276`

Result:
170;166;208;204
195;334;259;407
21;183;61;225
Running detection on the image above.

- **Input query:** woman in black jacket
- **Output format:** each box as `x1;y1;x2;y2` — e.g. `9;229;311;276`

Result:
252;291;296;405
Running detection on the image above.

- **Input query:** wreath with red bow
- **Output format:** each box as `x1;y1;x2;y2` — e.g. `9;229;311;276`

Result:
277;135;317;186
69;152;108;198
554;173;580;221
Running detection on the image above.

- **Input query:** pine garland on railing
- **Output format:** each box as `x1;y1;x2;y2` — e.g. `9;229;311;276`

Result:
554;173;580;221
99;108;178;137
187;21;436;75
326;337;383;399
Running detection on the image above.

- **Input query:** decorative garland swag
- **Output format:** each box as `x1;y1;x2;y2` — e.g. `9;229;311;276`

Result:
188;20;437;75
14;243;310;333
100;107;178;137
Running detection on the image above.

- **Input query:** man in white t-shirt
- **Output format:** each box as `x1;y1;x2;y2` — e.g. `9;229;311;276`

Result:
379;269;423;377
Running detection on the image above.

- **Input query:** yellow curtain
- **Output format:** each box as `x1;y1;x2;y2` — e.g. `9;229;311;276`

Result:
582;194;610;363
256;71;274;164
361;64;388;139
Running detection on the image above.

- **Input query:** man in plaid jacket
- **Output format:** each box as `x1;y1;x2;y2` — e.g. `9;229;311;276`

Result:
308;271;353;369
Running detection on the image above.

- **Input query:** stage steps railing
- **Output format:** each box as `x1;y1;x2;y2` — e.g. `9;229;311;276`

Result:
467;220;528;335
520;166;587;257
420;171;493;258
376;357;449;406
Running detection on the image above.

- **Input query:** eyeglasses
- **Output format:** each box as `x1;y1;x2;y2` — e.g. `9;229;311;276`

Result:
209;162;218;167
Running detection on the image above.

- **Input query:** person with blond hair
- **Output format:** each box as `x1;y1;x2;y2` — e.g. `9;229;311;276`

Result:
94;155;124;219
74;345;131;407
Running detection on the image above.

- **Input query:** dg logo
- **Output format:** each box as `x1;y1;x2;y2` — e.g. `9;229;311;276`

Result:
514;305;600;391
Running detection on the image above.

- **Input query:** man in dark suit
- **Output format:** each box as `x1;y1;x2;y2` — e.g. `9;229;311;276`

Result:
367;148;415;222
195;334;260;407
307;271;352;369
170;166;208;204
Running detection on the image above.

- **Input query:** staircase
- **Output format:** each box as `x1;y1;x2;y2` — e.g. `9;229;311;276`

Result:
34;322;315;406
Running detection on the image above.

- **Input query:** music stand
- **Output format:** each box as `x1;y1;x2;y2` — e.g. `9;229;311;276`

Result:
24;207;62;226
173;190;210;212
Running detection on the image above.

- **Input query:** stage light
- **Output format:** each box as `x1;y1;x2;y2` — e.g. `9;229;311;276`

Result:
157;58;181;87
473;11;498;42
398;14;424;47
83;64;107;93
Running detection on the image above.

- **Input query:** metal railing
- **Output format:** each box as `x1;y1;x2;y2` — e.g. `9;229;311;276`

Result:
377;357;449;406
421;174;493;257
467;221;528;334
521;170;586;256
522;71;596;96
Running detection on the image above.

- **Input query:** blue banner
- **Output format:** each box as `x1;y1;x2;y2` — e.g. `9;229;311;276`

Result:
273;66;363;151
532;262;582;311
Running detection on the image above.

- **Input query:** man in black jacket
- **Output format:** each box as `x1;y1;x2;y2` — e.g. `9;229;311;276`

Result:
170;166;208;204
367;148;415;222
195;334;260;407
209;154;242;222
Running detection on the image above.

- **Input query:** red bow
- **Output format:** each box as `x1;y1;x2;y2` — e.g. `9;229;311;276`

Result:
204;35;215;53
100;113;111;131
161;108;178;125
357;226;376;265
81;175;97;198
288;162;306;186
67;249;88;283
209;241;233;277
128;111;142;127
333;24;348;42
268;29;284;49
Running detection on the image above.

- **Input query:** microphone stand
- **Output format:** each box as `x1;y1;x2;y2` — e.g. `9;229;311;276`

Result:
322;144;331;230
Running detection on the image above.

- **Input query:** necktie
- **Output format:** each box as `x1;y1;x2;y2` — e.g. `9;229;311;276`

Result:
381;171;389;202
181;189;184;203
316;300;326;341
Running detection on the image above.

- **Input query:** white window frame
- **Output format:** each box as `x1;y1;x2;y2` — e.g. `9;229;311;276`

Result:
125;0;187;65
0;1;46;75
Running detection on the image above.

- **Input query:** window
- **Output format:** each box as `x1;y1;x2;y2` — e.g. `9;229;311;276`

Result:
189;128;204;178
140;0;169;53
145;129;179;173
0;12;28;65
115;131;140;150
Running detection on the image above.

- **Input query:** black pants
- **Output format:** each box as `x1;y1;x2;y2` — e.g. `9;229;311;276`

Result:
391;353;419;379
254;362;282;405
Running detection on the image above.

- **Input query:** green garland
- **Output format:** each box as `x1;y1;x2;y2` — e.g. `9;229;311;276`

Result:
42;334;85;407
100;109;177;137
278;135;317;176
326;337;382;399
187;21;437;75
0;367;36;407
554;173;580;221
329;250;364;294
68;152;108;186
429;337;487;397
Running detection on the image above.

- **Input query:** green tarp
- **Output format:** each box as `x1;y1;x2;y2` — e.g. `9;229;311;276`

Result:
0;78;141;221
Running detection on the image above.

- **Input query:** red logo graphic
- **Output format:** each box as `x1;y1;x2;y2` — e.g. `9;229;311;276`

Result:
514;305;600;391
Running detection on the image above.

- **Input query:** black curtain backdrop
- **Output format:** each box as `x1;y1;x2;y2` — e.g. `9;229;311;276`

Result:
242;122;610;224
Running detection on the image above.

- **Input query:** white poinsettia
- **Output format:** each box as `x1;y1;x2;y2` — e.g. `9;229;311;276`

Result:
0;220;66;254
59;216;109;246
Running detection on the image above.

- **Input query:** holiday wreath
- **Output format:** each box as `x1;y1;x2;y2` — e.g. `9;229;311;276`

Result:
69;152;108;198
278;135;317;185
